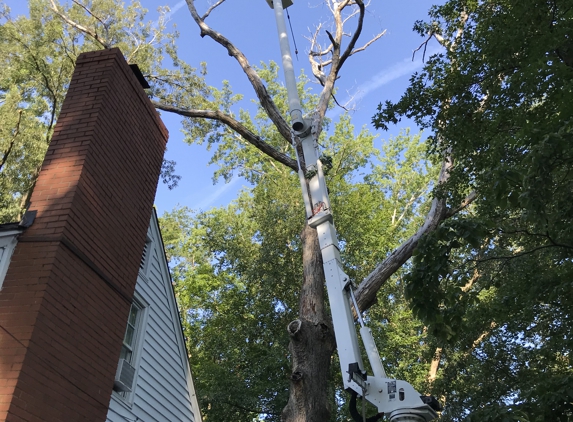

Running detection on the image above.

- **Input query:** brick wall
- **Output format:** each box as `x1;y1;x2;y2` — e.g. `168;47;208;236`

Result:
0;48;168;421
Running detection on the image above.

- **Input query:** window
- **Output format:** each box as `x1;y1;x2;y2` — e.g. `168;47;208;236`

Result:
114;297;147;403
120;302;141;364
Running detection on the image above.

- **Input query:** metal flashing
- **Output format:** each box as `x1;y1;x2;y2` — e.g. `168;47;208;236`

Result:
0;210;36;232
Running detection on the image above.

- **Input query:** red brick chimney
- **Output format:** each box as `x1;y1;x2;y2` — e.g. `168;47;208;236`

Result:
0;48;168;421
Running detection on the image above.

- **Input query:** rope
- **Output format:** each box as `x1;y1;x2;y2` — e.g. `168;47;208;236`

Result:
290;130;302;171
286;8;299;60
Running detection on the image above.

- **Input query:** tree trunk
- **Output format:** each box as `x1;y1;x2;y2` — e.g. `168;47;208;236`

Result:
427;347;442;385
281;225;336;422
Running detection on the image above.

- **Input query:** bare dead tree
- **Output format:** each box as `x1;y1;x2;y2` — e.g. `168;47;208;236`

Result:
181;0;387;160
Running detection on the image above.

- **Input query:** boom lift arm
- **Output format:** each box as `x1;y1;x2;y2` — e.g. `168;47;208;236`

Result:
266;1;440;420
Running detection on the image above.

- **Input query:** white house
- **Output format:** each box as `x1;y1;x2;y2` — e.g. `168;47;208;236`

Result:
0;210;202;422
0;48;201;422
107;210;202;422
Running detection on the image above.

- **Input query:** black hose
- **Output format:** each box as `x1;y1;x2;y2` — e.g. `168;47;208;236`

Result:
349;390;384;422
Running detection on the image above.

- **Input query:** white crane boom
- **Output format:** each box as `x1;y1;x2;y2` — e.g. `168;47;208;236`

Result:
267;1;441;420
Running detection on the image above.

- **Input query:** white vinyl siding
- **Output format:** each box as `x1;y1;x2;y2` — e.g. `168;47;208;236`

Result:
107;214;200;422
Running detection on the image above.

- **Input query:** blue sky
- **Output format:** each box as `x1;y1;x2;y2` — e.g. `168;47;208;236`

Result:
148;0;439;215
6;0;441;215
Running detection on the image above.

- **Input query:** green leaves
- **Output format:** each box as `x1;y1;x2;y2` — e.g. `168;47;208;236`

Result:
160;191;302;421
181;62;315;185
160;125;437;420
372;2;573;419
0;0;210;221
0;0;75;221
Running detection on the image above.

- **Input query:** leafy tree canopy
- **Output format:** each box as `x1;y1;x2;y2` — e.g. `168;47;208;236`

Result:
0;0;215;222
160;73;438;419
374;0;573;420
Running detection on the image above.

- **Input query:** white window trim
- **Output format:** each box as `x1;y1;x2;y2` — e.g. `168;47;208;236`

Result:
0;230;20;289
112;293;149;407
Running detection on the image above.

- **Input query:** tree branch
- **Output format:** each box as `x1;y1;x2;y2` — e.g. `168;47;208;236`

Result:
445;190;477;217
152;101;298;172
350;30;386;56
392;189;426;227
184;0;292;143
308;23;333;58
311;0;383;140
465;321;497;357
48;0;109;48
355;155;454;312
337;0;366;71
202;0;226;20
413;10;468;61
474;243;573;264
356;9;476;312
70;0;109;41
412;33;434;62
0;110;22;172
427;347;442;385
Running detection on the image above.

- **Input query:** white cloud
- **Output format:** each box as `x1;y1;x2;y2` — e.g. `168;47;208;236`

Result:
195;177;242;210
330;45;441;118
165;0;186;20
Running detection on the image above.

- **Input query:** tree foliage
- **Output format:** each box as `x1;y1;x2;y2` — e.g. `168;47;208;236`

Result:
1;2;442;421
0;0;212;222
160;92;437;420
8;0;571;420
374;0;573;420
0;0;72;221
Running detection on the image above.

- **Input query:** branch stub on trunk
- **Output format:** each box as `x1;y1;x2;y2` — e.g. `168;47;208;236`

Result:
288;319;302;337
290;371;303;382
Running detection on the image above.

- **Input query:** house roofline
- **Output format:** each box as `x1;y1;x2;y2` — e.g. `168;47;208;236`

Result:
0;210;37;234
151;207;203;421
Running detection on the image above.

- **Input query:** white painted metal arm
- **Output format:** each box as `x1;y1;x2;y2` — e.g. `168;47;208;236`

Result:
268;1;439;420
313;218;437;421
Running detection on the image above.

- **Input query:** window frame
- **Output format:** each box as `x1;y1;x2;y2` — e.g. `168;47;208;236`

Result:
113;293;149;406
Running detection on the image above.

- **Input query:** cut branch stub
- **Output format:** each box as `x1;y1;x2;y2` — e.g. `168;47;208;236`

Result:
290;371;303;382
288;319;302;337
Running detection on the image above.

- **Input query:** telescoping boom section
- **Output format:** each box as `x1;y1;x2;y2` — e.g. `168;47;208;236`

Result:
266;0;441;420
